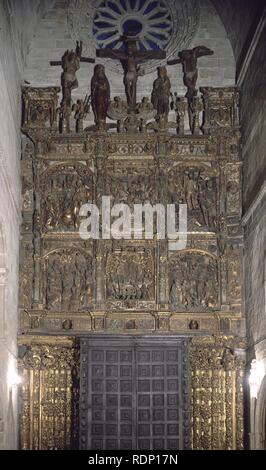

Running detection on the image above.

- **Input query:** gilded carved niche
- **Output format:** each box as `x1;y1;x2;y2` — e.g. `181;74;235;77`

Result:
105;246;155;311
169;250;219;312
22;87;60;129
39;163;94;233
43;249;93;312
200;87;240;133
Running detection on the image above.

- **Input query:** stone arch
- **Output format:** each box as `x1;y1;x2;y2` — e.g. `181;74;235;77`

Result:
255;375;266;449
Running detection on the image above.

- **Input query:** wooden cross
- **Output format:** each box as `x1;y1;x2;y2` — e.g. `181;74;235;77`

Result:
50;41;95;67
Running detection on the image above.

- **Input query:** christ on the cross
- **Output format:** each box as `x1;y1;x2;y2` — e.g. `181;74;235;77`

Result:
96;35;166;112
167;46;214;101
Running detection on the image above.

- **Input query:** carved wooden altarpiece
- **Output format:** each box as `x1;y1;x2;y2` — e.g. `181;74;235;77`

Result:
19;85;246;450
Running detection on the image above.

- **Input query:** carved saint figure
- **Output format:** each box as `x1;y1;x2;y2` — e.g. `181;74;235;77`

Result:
184;172;198;210
91;64;110;129
151;66;171;121
175;96;187;134
72;99;86;133
168;46;214;100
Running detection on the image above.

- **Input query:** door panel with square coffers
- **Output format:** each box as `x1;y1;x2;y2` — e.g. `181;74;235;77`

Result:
79;336;189;450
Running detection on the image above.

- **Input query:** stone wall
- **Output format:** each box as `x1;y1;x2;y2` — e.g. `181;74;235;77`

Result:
240;15;266;449
241;23;266;210
0;0;53;449
241;20;266;352
243;193;266;347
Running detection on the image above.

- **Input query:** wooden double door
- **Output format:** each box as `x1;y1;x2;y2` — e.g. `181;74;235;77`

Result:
79;336;189;450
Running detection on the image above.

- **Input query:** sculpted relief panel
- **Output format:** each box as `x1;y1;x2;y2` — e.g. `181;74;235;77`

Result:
169;251;219;312
163;167;218;232
106;172;158;207
40;164;93;233
44;249;93;312
106;247;155;310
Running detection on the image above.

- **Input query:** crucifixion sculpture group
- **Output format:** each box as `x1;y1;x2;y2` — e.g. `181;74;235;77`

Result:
50;35;213;131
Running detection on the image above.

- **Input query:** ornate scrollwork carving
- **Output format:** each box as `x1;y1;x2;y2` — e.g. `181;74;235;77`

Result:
189;335;245;450
22;345;75;370
18;337;78;450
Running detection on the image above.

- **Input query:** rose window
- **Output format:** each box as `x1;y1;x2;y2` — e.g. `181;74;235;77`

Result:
93;0;173;52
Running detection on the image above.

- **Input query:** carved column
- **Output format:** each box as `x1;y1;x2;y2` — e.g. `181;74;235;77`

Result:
18;336;78;450
158;241;168;307
32;160;43;309
235;350;246;449
95;251;105;308
189;336;246;450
